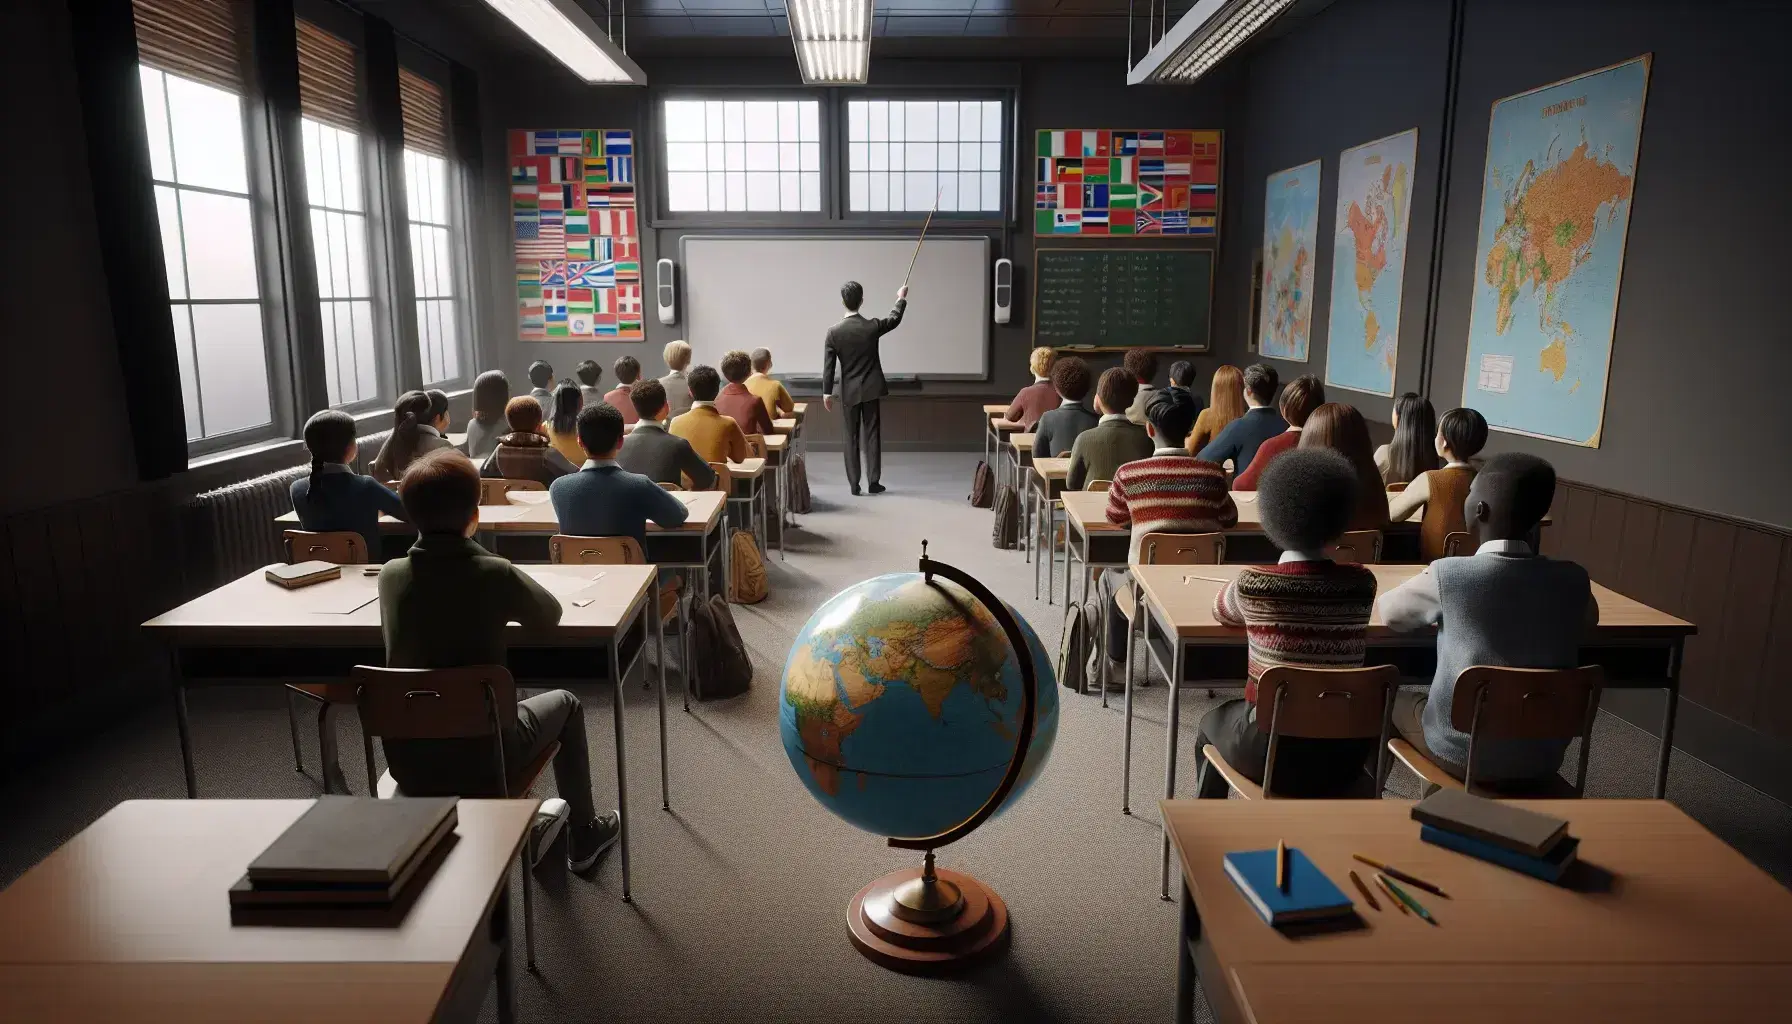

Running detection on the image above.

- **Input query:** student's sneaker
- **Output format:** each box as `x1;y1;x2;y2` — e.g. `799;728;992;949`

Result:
1086;645;1128;693
567;810;622;873
528;798;570;869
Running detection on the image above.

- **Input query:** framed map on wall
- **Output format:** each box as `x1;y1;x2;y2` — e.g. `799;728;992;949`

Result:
1034;130;1221;236
1462;56;1650;447
1325;128;1418;397
1258;159;1322;362
510;129;643;341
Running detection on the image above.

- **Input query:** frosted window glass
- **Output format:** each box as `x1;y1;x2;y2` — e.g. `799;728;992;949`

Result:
139;67;174;180
744;101;777;141
905;102;936;142
155;186;186;300
668;172;706;212
171;307;201;440
191;303;271;436
664;101;705;141
180;191;260;300
166;74;248;192
746;172;778;211
667;142;705;172
801;172;821;211
745;142;777;172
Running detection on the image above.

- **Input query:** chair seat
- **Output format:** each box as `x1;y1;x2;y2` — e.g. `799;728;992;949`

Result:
1116;582;1136;621
1201;743;1264;800
285;682;357;703
1386;738;1578;799
377;741;561;800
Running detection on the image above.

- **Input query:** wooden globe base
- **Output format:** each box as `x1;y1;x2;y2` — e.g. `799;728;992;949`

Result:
847;866;1010;974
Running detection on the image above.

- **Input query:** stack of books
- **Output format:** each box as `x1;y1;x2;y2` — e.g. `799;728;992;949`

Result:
230;796;459;908
1413;789;1579;882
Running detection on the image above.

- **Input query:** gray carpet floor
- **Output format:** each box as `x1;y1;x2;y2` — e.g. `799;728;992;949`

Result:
2;451;1788;1023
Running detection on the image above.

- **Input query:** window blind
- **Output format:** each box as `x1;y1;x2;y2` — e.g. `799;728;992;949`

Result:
132;0;242;92
296;19;360;132
398;67;448;157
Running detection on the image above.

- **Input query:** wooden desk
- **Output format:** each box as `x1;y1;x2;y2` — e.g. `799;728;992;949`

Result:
1060;491;1127;610
761;433;793;552
1161;799;1792;1024
725;458;770;562
144;564;673;901
1029;457;1072;603
1127;563;1697;891
984;404;1017;466
0;799;537;1024
447;432;468;450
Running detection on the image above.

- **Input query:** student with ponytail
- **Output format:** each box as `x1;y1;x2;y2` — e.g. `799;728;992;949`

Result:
546;380;585;465
291;410;406;558
372;389;454;482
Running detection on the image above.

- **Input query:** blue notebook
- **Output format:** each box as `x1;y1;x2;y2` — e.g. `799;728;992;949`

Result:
1420;824;1579;883
1222;848;1355;926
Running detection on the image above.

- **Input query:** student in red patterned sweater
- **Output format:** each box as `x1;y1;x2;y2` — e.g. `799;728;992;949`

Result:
1192;448;1381;797
1095;387;1237;686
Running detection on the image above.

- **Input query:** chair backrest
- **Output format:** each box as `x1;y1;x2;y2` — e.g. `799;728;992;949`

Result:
1386;481;1408;493
708;462;734;492
352;665;516;741
480;478;547;505
1254;664;1399;796
744;433;767;458
1085;479;1112;492
1138;531;1225;565
1442;530;1472;557
659;481;679;491
549;534;647;565
1452;665;1603;793
283;529;368;565
1328;530;1384;565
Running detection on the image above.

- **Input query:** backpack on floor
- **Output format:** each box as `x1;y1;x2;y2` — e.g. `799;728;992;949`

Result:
1056;595;1104;693
990;483;1020;550
969;461;994;508
786;454;812;515
688;594;752;700
728;528;768;604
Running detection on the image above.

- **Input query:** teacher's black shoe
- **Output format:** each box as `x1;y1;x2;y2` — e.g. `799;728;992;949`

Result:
868;483;886;494
850;485;862;496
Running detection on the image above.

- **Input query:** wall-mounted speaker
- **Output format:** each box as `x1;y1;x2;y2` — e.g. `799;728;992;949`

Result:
993;258;1013;324
656;258;676;325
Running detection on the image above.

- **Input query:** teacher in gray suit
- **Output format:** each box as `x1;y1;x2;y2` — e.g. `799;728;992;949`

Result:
822;281;908;495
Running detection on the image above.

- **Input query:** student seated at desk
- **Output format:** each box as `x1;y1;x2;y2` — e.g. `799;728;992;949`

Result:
670;365;751;465
660;340;694;417
1066;368;1153;490
715;350;775;437
574;359;604;411
480;396;577;485
527;360;556;422
1005;347;1059;431
1187;364;1245;455
1198;363;1287;474
1095;387;1236;688
379;448;619;871
546;381;585;466
1034;356;1097;459
1376;392;1439;485
291;409;405;557
465;370;510;460
1388;406;1489;561
1192;449;1380;798
1300;402;1390;532
372;389;454;482
1123;348;1160;426
1164;359;1203;413
551;401;690;548
1380;453;1596;786
618;380;716;490
603;356;641;424
746;348;795;422
1233;374;1323;491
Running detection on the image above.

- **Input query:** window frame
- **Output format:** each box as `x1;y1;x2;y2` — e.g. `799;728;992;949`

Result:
300;115;385;412
839;91;1013;227
650;88;836;228
395;45;473;392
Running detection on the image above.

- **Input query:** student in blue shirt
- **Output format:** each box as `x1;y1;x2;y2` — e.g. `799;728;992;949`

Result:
290;410;405;559
549;401;691;550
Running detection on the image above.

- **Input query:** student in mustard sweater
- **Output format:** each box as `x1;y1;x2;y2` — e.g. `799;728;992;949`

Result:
746;348;795;422
546;381;585;466
1065;368;1153;490
291;409;405;558
670;365;750;465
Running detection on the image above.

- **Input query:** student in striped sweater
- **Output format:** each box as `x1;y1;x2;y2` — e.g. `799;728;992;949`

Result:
1097;387;1237;685
1192;448;1381;798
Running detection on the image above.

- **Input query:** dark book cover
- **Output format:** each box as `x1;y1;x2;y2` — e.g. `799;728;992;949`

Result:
1412;789;1568;857
247;796;458;885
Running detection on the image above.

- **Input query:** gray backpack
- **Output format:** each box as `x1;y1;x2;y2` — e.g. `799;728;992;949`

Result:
990;483;1020;549
1056;595;1103;693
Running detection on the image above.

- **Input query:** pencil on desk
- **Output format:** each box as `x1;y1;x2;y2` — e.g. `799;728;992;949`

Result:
1353;854;1449;898
1373;873;1408;914
1276;839;1287;892
1379;874;1437;925
1181;575;1231;585
1348;870;1380;911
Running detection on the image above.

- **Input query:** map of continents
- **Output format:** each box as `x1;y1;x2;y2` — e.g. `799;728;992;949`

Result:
1463;56;1651;446
1325;129;1417;396
1258;160;1322;362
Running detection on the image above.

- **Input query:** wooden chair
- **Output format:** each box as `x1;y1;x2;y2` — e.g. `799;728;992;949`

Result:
1387;665;1603;798
658;481;678;491
744;433;767;459
353;664;558;972
1328;529;1385;565
707;462;733;493
480;478;547;505
1442;530;1473;557
1386;481;1408;493
548;535;681;625
1085;479;1112;492
1202;664;1400;800
1116;533;1226;701
279;530;368;792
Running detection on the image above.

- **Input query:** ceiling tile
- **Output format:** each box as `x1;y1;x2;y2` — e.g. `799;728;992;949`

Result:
882;15;971;35
679;0;772;11
685;14;780;34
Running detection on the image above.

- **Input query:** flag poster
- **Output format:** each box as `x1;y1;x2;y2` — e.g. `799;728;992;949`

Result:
1034;130;1221;237
510;129;642;341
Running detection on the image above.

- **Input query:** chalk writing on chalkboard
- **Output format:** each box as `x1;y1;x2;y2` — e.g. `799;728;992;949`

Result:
1033;248;1214;349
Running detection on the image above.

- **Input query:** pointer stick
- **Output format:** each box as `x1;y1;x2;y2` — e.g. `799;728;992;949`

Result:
902;188;942;291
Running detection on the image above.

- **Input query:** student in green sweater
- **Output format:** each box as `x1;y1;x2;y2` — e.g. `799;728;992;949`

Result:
1066;368;1154;490
378;448;620;872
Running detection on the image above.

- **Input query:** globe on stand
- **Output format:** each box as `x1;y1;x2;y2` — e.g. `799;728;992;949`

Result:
779;542;1059;972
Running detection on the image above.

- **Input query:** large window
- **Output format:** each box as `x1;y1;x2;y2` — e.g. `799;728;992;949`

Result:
662;99;821;213
400;67;459;385
847;99;1004;214
139;64;273;443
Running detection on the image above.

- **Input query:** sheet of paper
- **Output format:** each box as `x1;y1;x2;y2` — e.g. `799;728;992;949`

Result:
276;578;381;614
477;504;534;522
531;570;609;598
506;490;551;505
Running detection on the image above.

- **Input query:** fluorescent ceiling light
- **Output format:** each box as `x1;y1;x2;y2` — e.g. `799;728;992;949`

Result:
1128;0;1299;85
481;0;646;85
785;0;874;85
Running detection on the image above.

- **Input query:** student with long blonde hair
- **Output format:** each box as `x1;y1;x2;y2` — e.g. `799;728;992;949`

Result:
1187;364;1246;454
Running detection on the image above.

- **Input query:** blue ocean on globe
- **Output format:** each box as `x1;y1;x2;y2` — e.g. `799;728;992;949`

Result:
779;572;1059;840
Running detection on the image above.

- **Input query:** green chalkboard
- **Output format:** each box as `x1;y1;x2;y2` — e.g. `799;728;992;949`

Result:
1033;248;1214;350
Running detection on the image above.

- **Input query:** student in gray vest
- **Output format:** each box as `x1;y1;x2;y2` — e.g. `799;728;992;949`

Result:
1380;452;1598;785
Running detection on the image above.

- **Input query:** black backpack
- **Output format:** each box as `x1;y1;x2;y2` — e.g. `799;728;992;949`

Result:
990;483;1020;549
1056;594;1104;693
969;461;994;508
688;594;752;700
786;453;812;514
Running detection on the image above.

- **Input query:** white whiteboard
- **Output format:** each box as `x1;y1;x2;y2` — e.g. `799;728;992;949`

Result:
679;235;990;380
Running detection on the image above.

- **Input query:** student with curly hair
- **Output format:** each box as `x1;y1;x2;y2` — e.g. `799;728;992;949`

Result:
1033;356;1097;459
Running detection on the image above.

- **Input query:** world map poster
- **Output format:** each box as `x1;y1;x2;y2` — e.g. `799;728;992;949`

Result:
1325;129;1417;396
1462;56;1651;446
1258;160;1322;362
511;129;643;341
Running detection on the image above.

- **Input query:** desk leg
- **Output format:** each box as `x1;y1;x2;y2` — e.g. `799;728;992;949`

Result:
1062;527;1075;612
655;578;670;811
1175;878;1198;1024
1098;565;1110;710
1655;641;1683;798
495;882;516;1024
609;639;633;902
171;648;197;799
1123;580;1142;815
1160;641;1185;900
1023;482;1032;564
